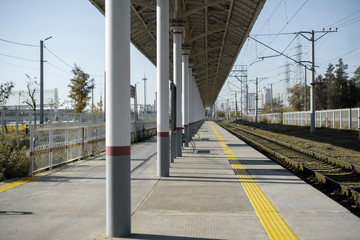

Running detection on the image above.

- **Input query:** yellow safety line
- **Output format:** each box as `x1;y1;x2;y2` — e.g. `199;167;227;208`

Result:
210;122;298;240
0;177;39;193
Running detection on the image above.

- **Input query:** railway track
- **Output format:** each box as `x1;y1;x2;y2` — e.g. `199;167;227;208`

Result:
220;122;360;214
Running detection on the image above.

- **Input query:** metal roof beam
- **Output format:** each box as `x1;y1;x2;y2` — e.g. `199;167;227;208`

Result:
212;0;234;97
182;0;230;18
131;4;156;42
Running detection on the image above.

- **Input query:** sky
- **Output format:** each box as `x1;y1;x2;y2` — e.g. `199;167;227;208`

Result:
219;0;360;108
0;0;360;110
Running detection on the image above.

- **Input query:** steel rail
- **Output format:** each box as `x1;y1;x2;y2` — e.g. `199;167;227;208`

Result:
220;122;360;210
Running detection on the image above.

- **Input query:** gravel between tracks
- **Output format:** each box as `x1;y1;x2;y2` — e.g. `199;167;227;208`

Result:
224;121;360;167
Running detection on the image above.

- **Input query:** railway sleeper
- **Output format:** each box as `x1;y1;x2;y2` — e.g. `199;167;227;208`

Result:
221;123;360;215
222;123;359;174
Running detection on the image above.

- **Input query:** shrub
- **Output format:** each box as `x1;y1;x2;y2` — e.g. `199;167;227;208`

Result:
0;141;29;180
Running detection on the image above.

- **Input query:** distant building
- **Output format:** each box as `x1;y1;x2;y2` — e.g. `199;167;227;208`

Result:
248;87;272;111
220;103;225;112
258;87;272;109
248;93;256;111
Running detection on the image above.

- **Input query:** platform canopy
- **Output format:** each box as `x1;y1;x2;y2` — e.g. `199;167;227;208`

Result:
89;0;265;106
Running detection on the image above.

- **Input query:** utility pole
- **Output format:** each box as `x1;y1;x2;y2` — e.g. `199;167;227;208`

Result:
235;91;238;121
40;36;52;124
255;78;258;123
40;40;44;124
246;83;249;121
240;82;243;120
310;30;316;133
249;29;337;133
304;66;307;112
142;74;147;113
134;82;140;120
297;29;337;133
229;65;248;121
269;83;273;114
90;79;95;112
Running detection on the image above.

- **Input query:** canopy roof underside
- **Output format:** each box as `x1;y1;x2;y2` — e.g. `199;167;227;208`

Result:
89;0;265;106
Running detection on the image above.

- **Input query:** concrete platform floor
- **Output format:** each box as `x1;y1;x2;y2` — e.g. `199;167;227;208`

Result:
0;121;359;240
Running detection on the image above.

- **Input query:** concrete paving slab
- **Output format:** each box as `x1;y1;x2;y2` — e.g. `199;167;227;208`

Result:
211;122;360;240
0;121;359;240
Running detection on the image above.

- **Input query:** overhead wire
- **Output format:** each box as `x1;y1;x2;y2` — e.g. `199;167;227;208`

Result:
318;46;360;65
0;38;39;47
281;33;299;54
44;45;103;77
44;45;73;69
250;0;309;64
255;0;284;34
0;53;39;62
0;60;39;71
337;16;360;28
46;61;72;76
325;8;360;28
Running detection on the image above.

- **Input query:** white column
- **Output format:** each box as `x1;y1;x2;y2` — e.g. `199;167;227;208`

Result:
188;73;194;140
105;0;131;237
182;45;191;147
187;62;193;140
170;20;183;157
157;0;169;176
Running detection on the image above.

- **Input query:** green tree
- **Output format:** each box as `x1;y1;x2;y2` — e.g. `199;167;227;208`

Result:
217;111;225;118
325;63;340;109
348;80;357;107
352;66;360;84
0;81;15;109
335;58;350;108
262;96;284;113
68;65;94;113
90;100;104;114
287;83;310;111
351;66;360;106
314;74;327;110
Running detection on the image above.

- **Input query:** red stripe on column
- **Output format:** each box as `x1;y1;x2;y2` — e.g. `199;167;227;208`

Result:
157;132;169;137
106;146;131;156
176;127;182;130
182;124;188;127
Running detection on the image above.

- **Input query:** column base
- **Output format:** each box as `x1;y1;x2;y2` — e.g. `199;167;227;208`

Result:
157;134;170;176
176;127;182;157
106;154;131;237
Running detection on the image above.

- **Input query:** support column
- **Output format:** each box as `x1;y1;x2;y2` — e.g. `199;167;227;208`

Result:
182;45;191;147
170;19;184;158
105;0;131;237
189;71;194;140
157;0;170;177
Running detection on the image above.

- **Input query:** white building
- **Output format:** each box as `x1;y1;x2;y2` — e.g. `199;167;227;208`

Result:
258;87;272;109
248;93;256;111
248;87;272;111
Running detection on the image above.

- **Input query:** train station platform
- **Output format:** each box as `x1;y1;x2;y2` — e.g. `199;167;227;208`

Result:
0;121;359;240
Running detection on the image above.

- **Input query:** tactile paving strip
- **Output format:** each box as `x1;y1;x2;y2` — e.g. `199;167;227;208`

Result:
210;122;298;240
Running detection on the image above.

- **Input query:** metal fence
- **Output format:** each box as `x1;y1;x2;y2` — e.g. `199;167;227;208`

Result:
0;110;156;175
0;110;105;135
245;108;360;131
283;108;360;130
28;112;105;174
247;112;282;124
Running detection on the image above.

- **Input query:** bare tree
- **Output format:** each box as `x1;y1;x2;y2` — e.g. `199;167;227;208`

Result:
23;74;38;127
